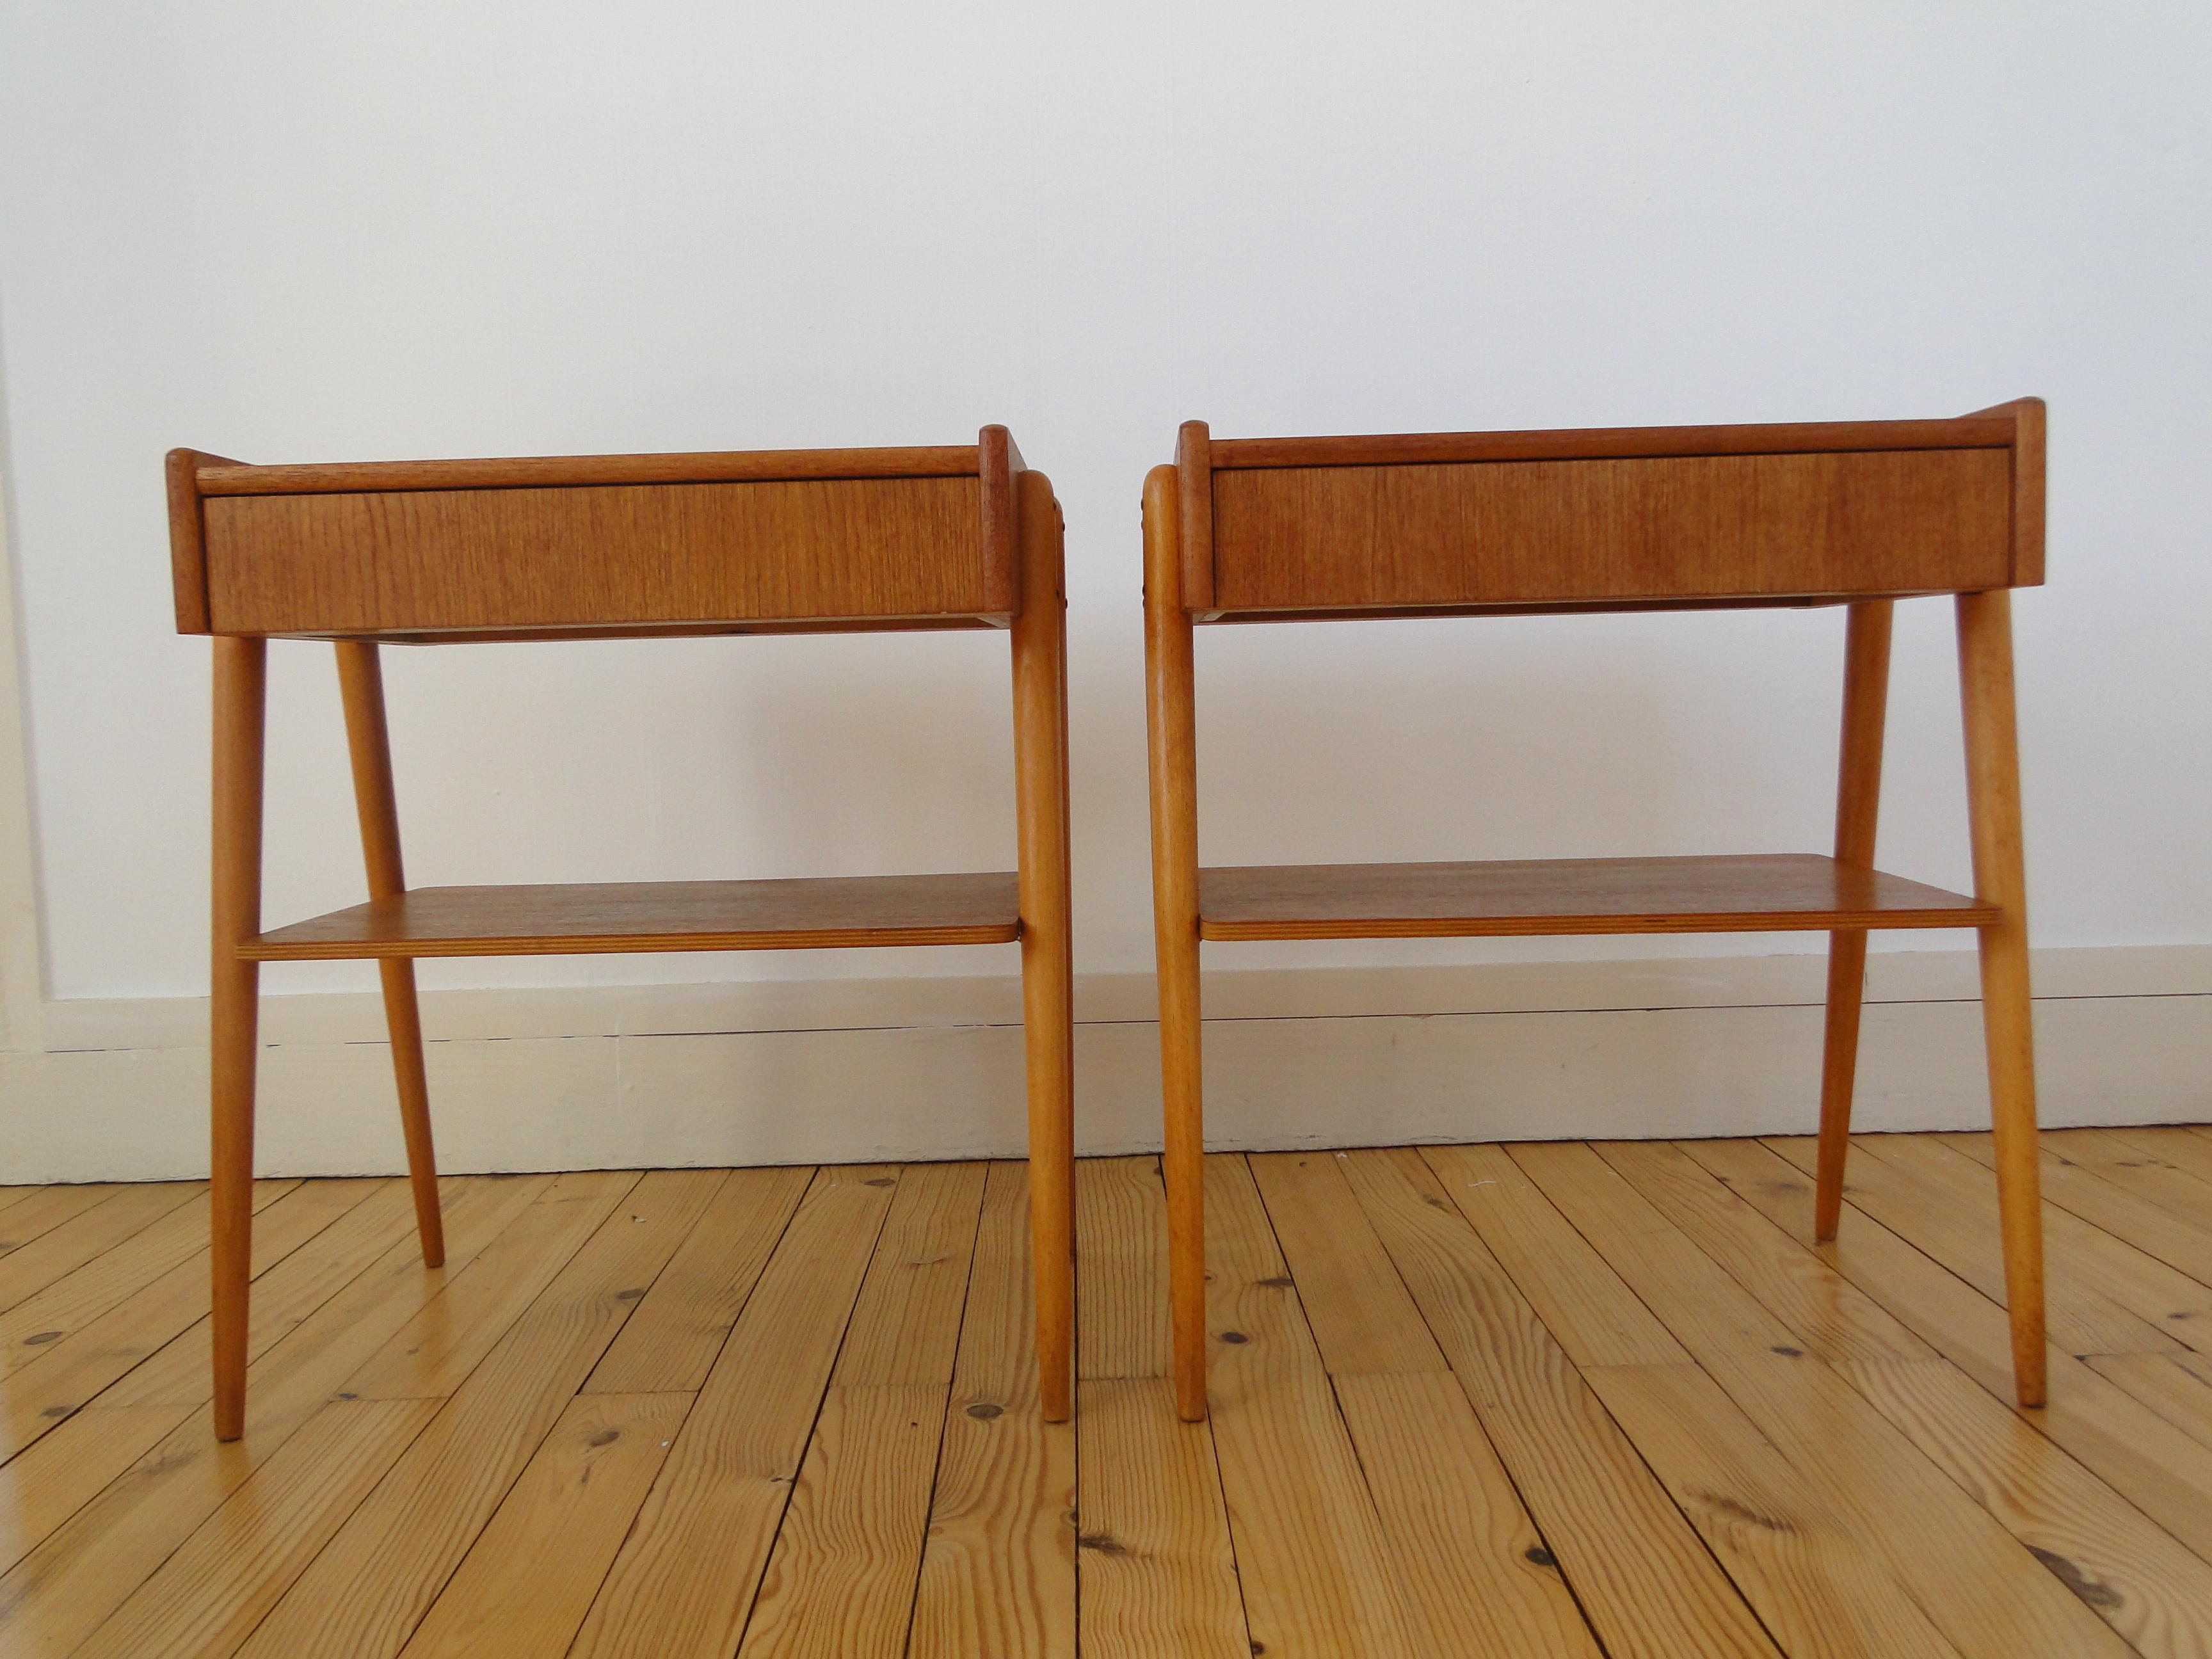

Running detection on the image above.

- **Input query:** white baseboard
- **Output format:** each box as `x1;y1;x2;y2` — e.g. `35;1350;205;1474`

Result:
4;945;2208;1182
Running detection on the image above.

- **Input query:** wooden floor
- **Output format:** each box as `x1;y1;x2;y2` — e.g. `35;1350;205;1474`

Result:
5;1130;2212;1656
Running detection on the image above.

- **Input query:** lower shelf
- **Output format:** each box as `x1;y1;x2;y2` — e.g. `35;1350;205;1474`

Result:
245;872;1023;961
1198;854;1994;942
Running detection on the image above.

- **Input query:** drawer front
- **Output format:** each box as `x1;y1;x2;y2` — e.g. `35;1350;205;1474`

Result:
1209;448;2015;614
204;474;987;635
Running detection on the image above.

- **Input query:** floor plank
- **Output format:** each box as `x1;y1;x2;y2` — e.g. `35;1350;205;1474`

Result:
1075;1155;1170;1380
1743;1141;2159;1371
828;1162;987;1389
2087;1350;2212;1450
739;1383;949;1659
1334;1370;1603;1658
736;1162;987;1658
1339;1144;1780;1658
0;1185;51;1221
347;1170;646;1400
1070;1158;1246;1659
0;1186;131;1267
1201;1153;1429;1656
2046;1127;2212;1231
584;1165;810;1395
398;1391;689;1658
97;1177;484;1418
0;1405;187;1578
567;1165;900;1659
1595;1140;1933;1366
2110;1126;2212;1195
1075;1378;1249;1659
0;1182;298;1382
1248;1150;1448;1377
1425;1141;1688;1368
1837;1352;2212;1659
1254;1149;1598;1658
1582;1361;1959;1658
910;1163;1076;1659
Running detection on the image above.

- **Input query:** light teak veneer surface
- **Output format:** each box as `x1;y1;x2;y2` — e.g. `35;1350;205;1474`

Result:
246;874;1023;961
203;475;989;636
1197;854;1993;942
1208;448;2014;614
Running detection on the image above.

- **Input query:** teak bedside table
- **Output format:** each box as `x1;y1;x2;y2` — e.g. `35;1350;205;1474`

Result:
168;428;1075;1438
1142;401;2050;1420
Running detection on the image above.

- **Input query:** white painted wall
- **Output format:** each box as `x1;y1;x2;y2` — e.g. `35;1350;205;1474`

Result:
3;1;2209;1021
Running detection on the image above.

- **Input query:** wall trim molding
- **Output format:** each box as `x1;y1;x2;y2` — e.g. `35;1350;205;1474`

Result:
5;945;2207;1182
35;943;2212;1053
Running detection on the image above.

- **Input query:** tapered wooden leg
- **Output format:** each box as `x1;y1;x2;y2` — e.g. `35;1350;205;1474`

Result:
1011;472;1075;1423
335;642;444;1268
1957;590;2048;1407
211;636;267;1441
1143;465;1208;1422
1814;600;1893;1240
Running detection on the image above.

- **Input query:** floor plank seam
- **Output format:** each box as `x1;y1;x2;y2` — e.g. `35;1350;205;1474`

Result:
1066;1162;1082;1659
567;1166;821;1629
1196;1154;1262;1657
897;1165;993;1659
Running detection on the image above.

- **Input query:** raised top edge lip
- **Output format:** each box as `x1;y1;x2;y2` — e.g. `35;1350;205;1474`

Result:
1202;410;2032;469
188;444;986;496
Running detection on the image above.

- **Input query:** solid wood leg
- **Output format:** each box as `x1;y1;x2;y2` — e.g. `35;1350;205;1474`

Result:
1957;589;2048;1407
335;642;444;1267
1143;465;1208;1422
1011;472;1075;1422
210;636;267;1441
1815;600;1893;1239
373;961;441;1264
